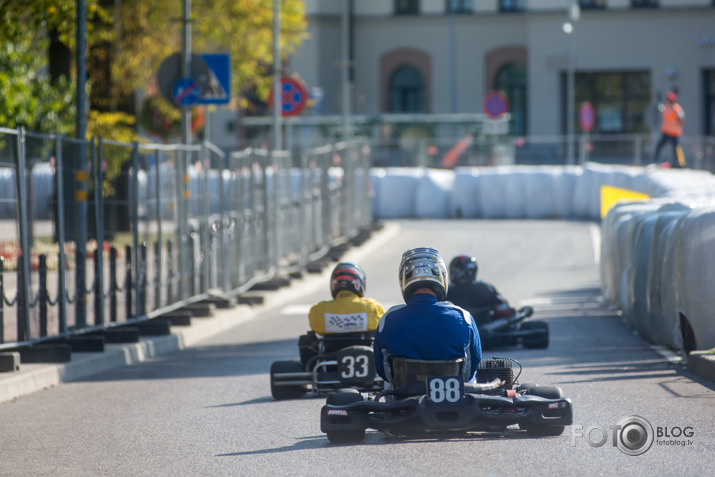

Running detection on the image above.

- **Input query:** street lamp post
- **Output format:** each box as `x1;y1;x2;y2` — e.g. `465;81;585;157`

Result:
563;1;579;165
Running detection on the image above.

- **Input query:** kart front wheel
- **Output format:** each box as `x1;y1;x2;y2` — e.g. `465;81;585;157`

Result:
521;321;549;349
270;360;305;400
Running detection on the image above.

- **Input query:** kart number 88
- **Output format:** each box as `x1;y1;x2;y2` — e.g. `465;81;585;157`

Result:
427;376;464;405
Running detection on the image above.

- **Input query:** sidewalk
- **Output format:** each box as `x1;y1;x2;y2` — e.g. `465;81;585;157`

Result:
0;222;401;403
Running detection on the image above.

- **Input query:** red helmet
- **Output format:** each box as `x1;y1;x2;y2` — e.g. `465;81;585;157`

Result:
666;91;677;102
330;262;366;298
449;254;478;285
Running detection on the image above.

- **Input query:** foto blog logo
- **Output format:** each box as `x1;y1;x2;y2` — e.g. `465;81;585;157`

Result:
571;415;654;456
571;415;695;456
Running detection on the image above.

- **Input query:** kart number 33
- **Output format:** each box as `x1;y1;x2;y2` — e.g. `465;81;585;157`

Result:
338;350;375;381
427;376;464;405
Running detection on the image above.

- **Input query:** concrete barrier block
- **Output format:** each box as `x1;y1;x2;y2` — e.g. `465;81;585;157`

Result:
0;352;20;372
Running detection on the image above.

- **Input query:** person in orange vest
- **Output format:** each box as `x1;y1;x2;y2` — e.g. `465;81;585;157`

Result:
653;91;686;168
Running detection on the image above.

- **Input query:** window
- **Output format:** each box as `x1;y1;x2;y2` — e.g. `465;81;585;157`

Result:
395;0;419;15
499;0;525;12
631;0;658;7
388;66;426;113
579;0;606;9
446;0;472;14
562;71;651;134
495;63;528;136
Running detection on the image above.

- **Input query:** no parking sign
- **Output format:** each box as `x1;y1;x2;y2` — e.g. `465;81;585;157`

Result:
268;77;308;117
579;101;595;132
483;91;509;119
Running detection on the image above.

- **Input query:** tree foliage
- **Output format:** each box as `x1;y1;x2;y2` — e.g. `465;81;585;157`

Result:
0;0;307;139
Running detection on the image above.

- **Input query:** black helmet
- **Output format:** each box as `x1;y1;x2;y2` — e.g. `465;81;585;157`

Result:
399;247;448;302
330;262;366;298
449;254;477;285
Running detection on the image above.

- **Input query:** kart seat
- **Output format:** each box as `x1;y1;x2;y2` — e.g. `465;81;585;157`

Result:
320;331;375;355
389;356;465;389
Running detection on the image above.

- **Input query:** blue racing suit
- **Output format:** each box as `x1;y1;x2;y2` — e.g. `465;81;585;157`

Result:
373;293;482;383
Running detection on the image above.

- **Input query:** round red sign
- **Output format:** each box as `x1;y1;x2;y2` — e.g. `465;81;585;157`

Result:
579;101;595;132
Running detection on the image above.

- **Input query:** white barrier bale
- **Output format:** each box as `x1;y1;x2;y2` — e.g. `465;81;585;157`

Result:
372;167;422;218
523;166;573;219
479;167;527;219
644;168;715;198
415;169;454;218
572;163;635;220
646;205;690;349
627;212;661;343
450;168;482;218
674;207;715;350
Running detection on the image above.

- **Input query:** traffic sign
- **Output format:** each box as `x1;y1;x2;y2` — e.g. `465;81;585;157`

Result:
579;101;595;132
198;54;231;104
173;78;201;106
269;77;308;117
483;91;509;119
157;53;211;107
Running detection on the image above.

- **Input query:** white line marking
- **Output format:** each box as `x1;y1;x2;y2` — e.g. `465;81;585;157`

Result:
282;305;312;315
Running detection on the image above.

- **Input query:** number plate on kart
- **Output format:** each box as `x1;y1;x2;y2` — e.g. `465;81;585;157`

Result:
337;349;375;384
426;376;464;406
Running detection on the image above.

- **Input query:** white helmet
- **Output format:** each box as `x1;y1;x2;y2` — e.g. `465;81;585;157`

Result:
399;247;448;302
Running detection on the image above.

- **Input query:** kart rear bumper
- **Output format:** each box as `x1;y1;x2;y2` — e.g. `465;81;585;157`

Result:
321;393;573;434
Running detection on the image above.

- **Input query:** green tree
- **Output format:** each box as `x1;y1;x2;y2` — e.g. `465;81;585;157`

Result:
0;0;307;139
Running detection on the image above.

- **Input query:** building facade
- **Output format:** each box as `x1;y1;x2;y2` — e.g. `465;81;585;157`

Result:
289;0;715;139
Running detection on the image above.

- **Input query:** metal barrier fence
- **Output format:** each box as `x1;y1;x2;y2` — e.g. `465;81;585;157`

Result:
0;127;372;350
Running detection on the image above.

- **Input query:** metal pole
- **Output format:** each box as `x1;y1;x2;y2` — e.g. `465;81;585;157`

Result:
565;1;579;165
273;0;282;150
182;0;192;145
567;31;575;165
76;0;88;328
448;4;457;114
341;0;351;141
76;0;87;143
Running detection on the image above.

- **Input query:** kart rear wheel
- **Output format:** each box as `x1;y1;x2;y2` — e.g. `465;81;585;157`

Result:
270;360;305;400
518;385;565;435
325;389;366;443
521;321;549;349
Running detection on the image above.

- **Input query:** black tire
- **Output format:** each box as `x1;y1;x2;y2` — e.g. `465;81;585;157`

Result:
516;382;539;394
521;321;549;349
270;360;305;400
325;389;365;443
326;388;364;405
520;384;565;435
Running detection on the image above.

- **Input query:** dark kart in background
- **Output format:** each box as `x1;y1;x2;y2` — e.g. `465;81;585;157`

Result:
470;306;549;349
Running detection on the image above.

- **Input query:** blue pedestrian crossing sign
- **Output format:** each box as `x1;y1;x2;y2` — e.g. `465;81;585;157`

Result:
198;54;231;104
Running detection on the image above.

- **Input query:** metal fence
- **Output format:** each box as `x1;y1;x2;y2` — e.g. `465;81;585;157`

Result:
0;127;372;350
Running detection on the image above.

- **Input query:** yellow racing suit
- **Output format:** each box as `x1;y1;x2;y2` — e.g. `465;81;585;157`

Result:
308;290;385;335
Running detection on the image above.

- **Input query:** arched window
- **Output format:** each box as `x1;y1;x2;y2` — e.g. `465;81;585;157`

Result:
495;62;527;135
388;66;426;113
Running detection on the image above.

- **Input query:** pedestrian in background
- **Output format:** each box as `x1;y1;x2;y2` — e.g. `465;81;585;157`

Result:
653;91;686;168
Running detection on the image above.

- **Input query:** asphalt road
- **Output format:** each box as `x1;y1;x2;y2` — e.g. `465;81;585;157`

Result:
1;220;713;477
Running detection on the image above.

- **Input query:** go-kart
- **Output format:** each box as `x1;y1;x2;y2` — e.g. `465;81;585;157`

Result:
270;331;383;400
320;356;573;443
470;305;549;349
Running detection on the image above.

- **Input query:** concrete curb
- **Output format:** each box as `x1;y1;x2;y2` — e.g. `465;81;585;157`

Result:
687;350;715;383
0;223;402;403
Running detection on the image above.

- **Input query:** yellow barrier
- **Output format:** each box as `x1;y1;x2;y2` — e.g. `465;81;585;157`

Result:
600;185;650;219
